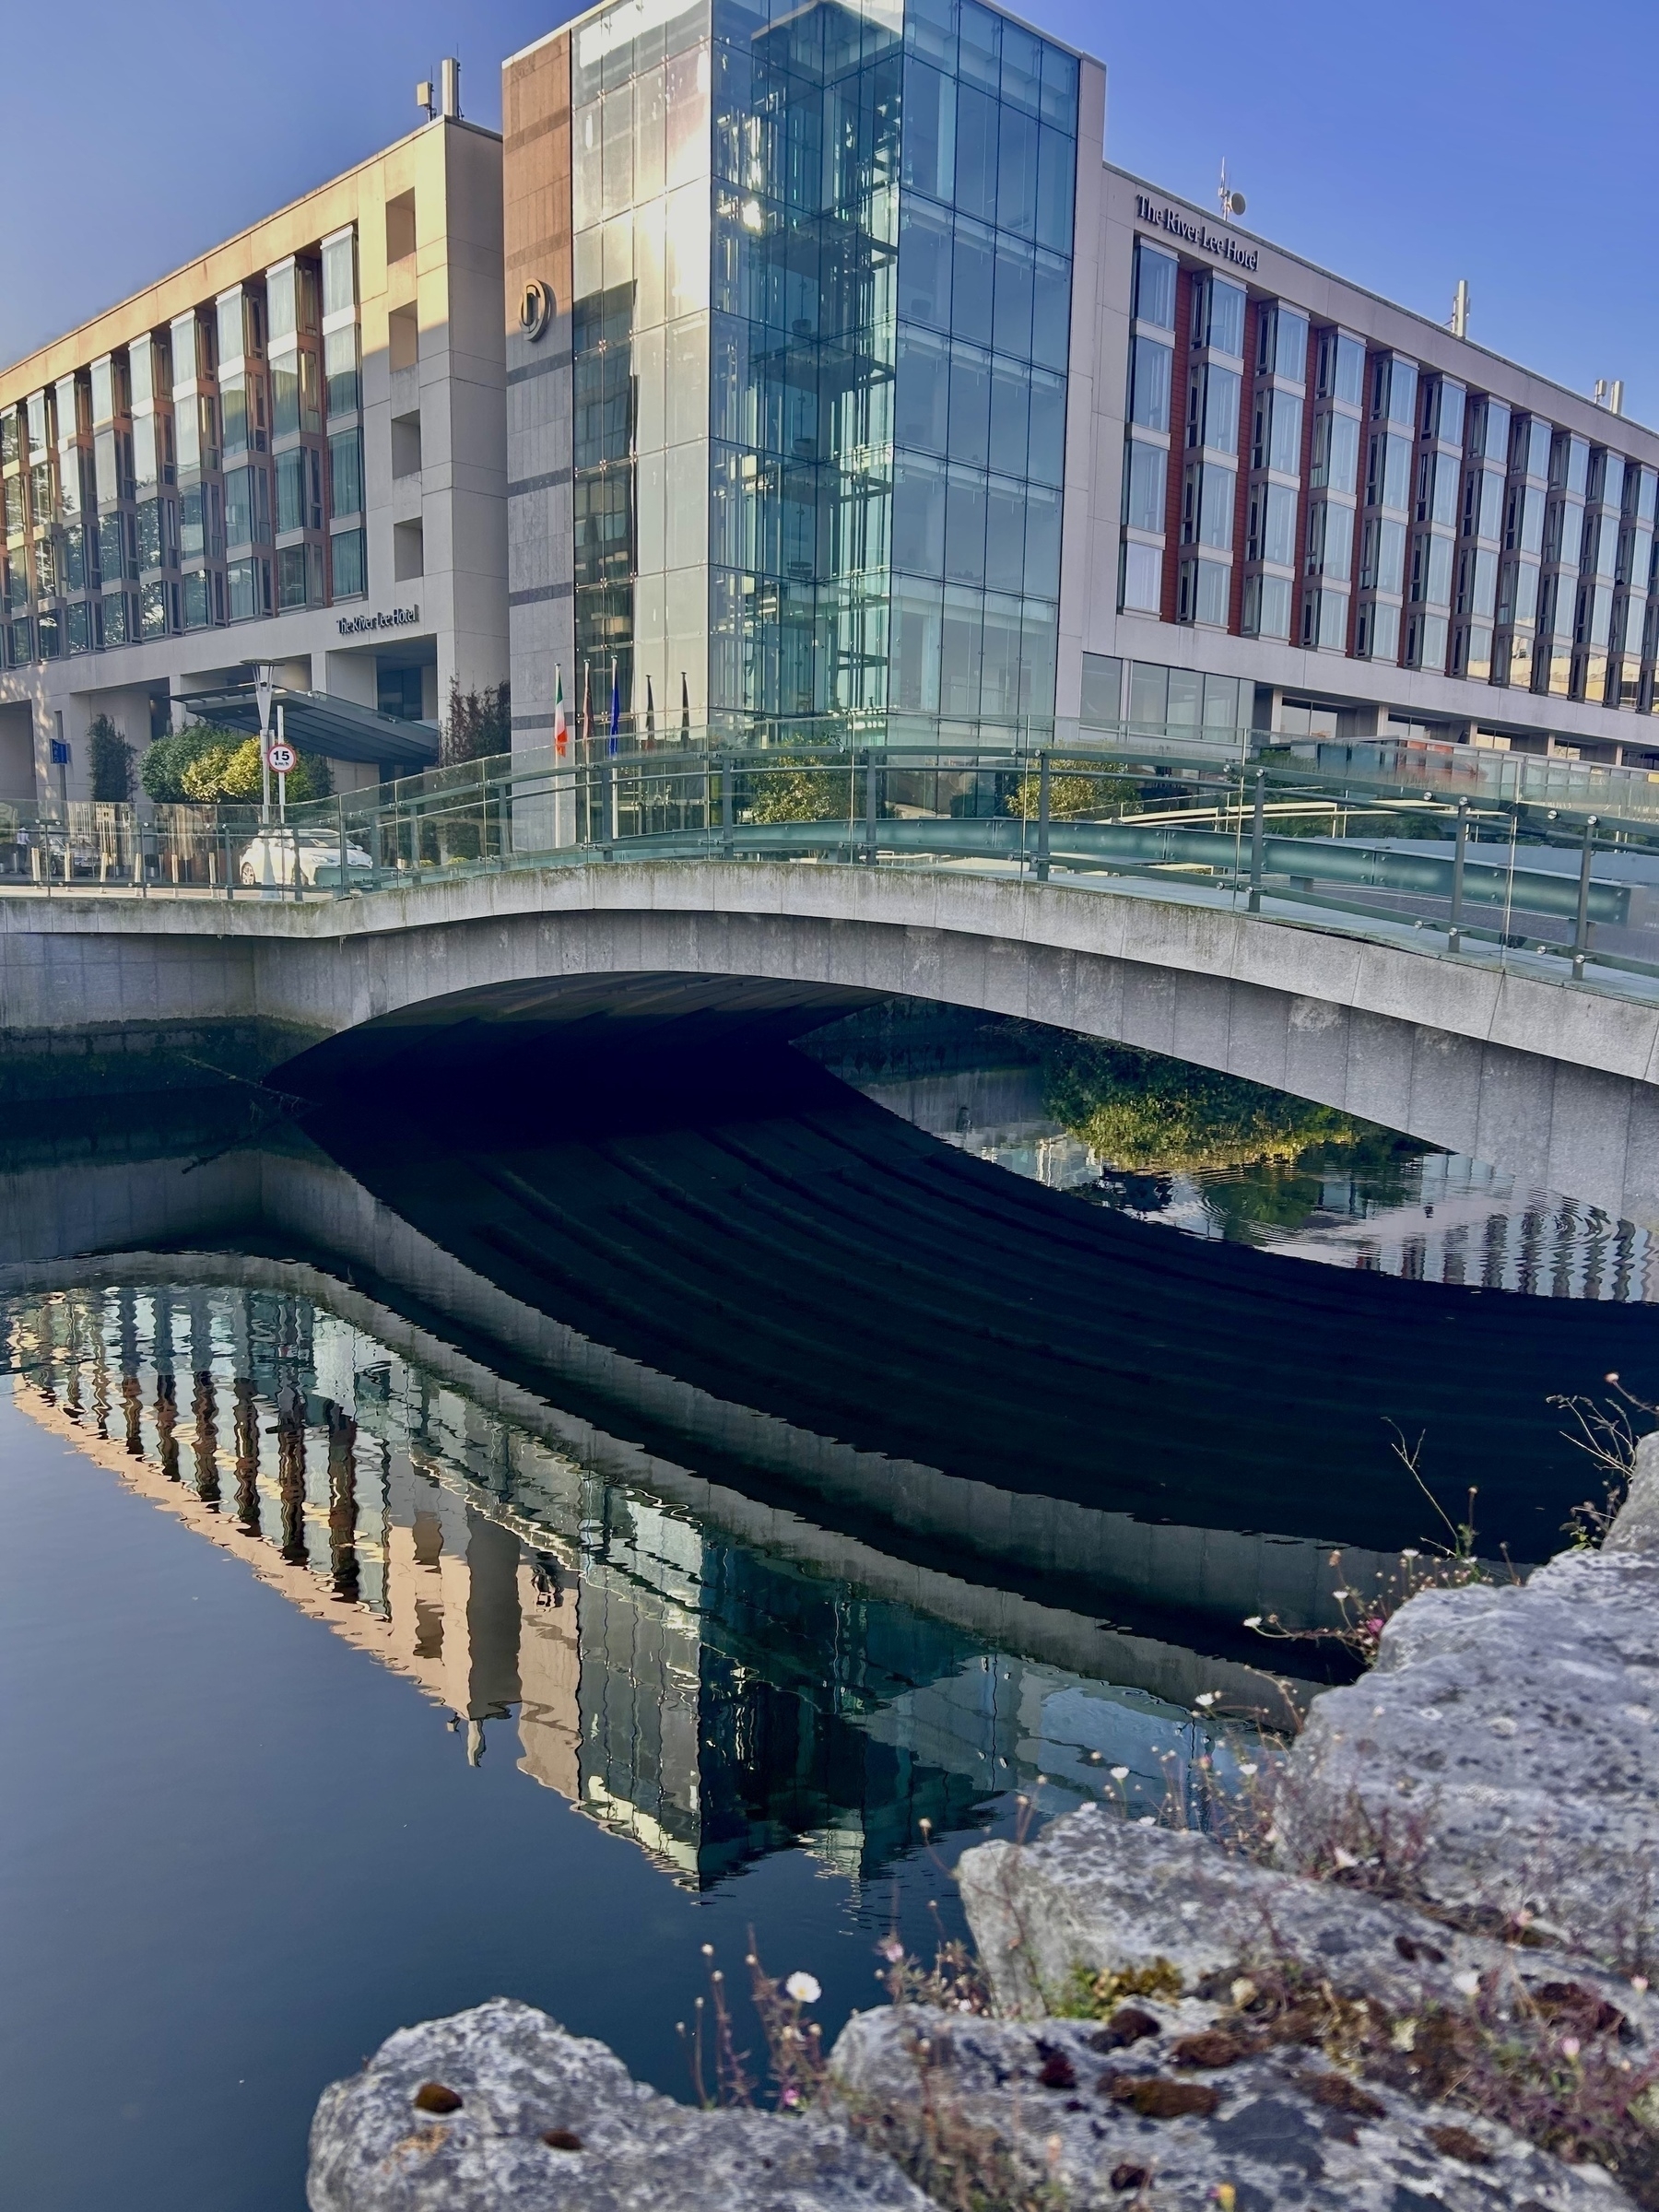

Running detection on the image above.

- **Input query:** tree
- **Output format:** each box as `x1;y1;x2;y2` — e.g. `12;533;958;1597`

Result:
747;758;853;824
441;677;511;766
87;714;134;804
141;722;331;805
1005;768;1135;819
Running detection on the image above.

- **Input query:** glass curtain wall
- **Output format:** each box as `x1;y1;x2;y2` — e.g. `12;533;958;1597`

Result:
571;0;712;738
564;0;1076;743
709;0;900;732
888;0;1077;736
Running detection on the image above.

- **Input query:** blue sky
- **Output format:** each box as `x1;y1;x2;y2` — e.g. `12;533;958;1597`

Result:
3;0;1653;424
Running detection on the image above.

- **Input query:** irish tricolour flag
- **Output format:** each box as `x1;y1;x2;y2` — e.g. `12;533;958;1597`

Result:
554;667;568;758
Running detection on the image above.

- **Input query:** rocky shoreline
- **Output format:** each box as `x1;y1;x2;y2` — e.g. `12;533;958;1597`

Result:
307;1443;1659;2209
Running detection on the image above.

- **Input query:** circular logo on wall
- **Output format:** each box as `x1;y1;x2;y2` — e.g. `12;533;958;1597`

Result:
519;279;553;341
266;742;297;775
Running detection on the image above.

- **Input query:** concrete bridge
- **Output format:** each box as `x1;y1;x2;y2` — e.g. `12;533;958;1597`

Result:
5;856;1659;1226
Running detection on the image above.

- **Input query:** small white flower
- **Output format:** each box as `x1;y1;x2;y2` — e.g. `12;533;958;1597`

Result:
1401;1548;1420;1560
1238;1761;1258;1777
1110;1765;1130;1781
785;1972;822;2006
1330;1846;1359;1869
1331;1588;1352;1600
1452;1971;1481;1998
1632;1975;1651;1994
1562;2036;1582;2060
1242;1615;1263;1629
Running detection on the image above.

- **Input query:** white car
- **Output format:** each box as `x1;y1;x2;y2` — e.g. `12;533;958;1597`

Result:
239;830;375;887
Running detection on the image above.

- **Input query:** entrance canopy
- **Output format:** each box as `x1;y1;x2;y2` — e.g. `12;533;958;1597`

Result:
177;686;441;770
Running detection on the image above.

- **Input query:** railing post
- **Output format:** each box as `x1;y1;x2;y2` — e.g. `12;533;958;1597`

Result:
225;821;235;901
1572;814;1598;979
1246;765;1265;912
720;749;734;859
291;822;302;902
1036;750;1051;883
1448;795;1467;950
335;796;347;900
865;747;877;865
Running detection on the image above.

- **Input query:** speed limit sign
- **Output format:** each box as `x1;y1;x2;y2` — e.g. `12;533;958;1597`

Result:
266;741;297;774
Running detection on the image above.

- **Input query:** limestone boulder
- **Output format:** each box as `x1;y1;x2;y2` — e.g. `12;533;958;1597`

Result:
306;1997;929;2212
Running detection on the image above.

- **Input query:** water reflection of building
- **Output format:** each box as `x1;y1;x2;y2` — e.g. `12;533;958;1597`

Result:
6;1281;1222;1888
848;1055;1659;1302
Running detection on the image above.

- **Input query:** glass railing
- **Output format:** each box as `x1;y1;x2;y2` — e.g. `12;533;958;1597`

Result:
13;728;1659;1001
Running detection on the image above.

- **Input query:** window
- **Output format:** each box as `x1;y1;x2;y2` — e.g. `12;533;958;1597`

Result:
1119;537;1161;612
276;449;321;535
182;568;217;629
1177;554;1229;627
1316;330;1365;406
62;524;88;593
1129;337;1171;432
1248;481;1298;568
1132;240;1176;330
1080;652;1122;725
322;229;357;319
224;465;270;547
226;557;270;622
1367;430;1410;513
330;526;366;599
1122;439;1166;532
65;599;95;654
1188;364;1241;455
328;429;363;517
277;542;319;610
1242;571;1292;640
1259;304;1309;382
1253;389;1303;476
139;580;173;638
324;326;359;418
1182;460;1234;550
1305;500;1353;583
1193;275;1245;359
389;305;418;374
1360;516;1406;593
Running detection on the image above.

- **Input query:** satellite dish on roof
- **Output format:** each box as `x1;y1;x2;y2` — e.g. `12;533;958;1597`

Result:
1223;188;1247;217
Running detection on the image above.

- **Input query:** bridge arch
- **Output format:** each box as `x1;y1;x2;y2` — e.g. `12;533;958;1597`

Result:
241;861;1659;1227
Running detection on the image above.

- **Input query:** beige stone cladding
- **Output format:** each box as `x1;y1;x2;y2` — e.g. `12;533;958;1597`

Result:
501;28;576;758
0;118;507;804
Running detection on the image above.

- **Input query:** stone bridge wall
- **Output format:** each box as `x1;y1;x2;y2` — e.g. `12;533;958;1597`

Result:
5;863;1658;1224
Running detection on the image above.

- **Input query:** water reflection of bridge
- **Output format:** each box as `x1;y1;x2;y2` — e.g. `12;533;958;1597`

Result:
8;1282;1229;1888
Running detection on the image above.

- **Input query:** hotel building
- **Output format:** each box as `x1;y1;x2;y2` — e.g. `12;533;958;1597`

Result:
501;0;1659;772
6;0;1659;806
0;84;507;806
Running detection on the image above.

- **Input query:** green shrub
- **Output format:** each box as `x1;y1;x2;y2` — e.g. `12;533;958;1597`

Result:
1006;770;1135;819
747;759;853;825
142;724;331;806
1042;1036;1376;1172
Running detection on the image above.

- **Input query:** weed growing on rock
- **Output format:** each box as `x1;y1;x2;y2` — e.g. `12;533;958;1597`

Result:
1552;1373;1655;1546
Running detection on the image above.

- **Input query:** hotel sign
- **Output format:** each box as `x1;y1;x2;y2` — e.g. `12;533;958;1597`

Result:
1135;194;1259;274
337;604;421;638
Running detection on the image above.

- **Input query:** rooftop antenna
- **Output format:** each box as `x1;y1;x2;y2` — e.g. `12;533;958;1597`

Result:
1594;378;1626;417
1449;278;1470;340
416;76;437;120
1218;159;1246;219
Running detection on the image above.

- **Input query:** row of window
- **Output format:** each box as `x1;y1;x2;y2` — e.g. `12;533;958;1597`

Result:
0;530;366;670
1121;235;1659;711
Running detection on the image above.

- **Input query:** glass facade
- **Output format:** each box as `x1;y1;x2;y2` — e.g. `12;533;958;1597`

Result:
564;0;1077;737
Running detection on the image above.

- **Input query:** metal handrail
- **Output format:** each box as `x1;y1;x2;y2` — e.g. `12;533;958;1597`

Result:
14;734;1659;1004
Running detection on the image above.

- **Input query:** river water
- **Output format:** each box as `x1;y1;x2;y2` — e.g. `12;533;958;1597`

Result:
2;1020;1652;2210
